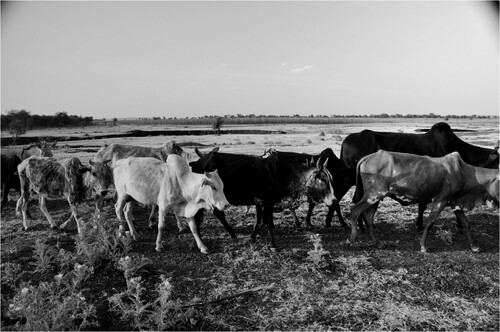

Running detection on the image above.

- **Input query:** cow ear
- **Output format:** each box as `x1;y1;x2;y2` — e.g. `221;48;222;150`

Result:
89;159;95;166
204;171;212;179
104;159;112;165
212;147;220;153
195;147;204;157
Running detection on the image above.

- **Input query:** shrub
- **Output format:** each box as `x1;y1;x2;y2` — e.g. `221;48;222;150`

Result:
8;265;97;331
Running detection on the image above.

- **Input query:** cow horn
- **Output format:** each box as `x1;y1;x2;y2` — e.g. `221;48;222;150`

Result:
195;147;204;157
212;147;220;153
323;157;329;168
316;157;323;170
89;159;94;166
204;171;212;178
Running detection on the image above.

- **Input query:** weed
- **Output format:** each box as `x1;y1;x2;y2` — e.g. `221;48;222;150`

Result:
8;270;98;331
1;262;26;289
306;233;330;268
109;275;197;330
31;239;57;273
117;255;152;283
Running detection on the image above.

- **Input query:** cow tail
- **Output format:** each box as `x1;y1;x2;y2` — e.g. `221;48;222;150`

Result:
354;158;363;204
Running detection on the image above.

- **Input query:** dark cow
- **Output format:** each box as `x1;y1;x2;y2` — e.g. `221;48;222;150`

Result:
1;154;22;210
339;122;499;230
349;150;499;253
189;147;336;250
16;156;112;236
261;148;345;228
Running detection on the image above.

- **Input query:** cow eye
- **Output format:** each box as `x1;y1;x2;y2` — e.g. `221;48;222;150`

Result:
92;172;97;177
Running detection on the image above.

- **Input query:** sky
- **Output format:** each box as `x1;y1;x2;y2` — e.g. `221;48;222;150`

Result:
1;1;499;119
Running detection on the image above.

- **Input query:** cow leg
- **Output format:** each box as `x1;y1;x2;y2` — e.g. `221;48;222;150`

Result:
186;216;209;254
263;206;278;251
67;199;85;237
453;208;464;231
454;210;479;252
415;203;427;232
175;213;189;233
362;203;381;248
39;196;59;230
123;202;139;241
304;200;315;228
147;205;156;228
16;190;30;231
213;208;237;239
1;183;10;210
333;203;347;227
251;205;266;242
156;205;168;252
348;200;375;244
95;194;105;218
289;209;301;228
420;203;446;253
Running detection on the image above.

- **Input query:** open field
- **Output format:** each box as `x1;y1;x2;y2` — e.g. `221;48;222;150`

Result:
1;118;499;330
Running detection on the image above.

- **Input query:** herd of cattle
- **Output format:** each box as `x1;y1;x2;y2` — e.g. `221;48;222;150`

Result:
1;122;498;254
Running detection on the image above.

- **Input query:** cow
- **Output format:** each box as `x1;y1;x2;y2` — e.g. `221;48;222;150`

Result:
2;142;55;160
113;155;229;253
16;156;112;236
261;147;346;228
338;122;499;231
93;140;188;230
1;143;55;211
348;150;499;253
1;154;22;210
189;147;337;250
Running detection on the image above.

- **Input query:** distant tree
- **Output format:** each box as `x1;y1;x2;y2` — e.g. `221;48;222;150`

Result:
9;119;26;144
113;118;118;126
212;117;224;136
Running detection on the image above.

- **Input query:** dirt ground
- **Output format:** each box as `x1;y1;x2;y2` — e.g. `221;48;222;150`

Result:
1;119;498;330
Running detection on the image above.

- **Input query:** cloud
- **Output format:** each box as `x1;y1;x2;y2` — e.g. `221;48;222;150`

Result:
290;64;315;74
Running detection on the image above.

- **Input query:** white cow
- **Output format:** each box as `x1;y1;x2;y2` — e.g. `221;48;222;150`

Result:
94;140;190;231
113;154;229;253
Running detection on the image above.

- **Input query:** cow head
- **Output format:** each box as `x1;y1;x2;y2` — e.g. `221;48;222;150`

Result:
163;140;190;159
305;157;337;206
189;147;220;173
80;159;113;196
480;146;499;168
196;170;229;211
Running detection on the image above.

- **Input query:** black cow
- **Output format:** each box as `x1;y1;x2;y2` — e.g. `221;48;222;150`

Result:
1;154;22;210
338;122;499;231
261;148;346;228
189;147;336;250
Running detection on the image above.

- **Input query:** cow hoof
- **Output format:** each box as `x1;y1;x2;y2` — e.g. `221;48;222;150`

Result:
420;247;429;254
50;226;60;232
375;241;385;249
155;246;164;252
269;247;278;253
200;248;209;255
471;245;481;253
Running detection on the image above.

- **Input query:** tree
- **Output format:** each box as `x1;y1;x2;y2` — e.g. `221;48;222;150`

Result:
212;117;224;136
113;118;118;126
9;120;26;144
